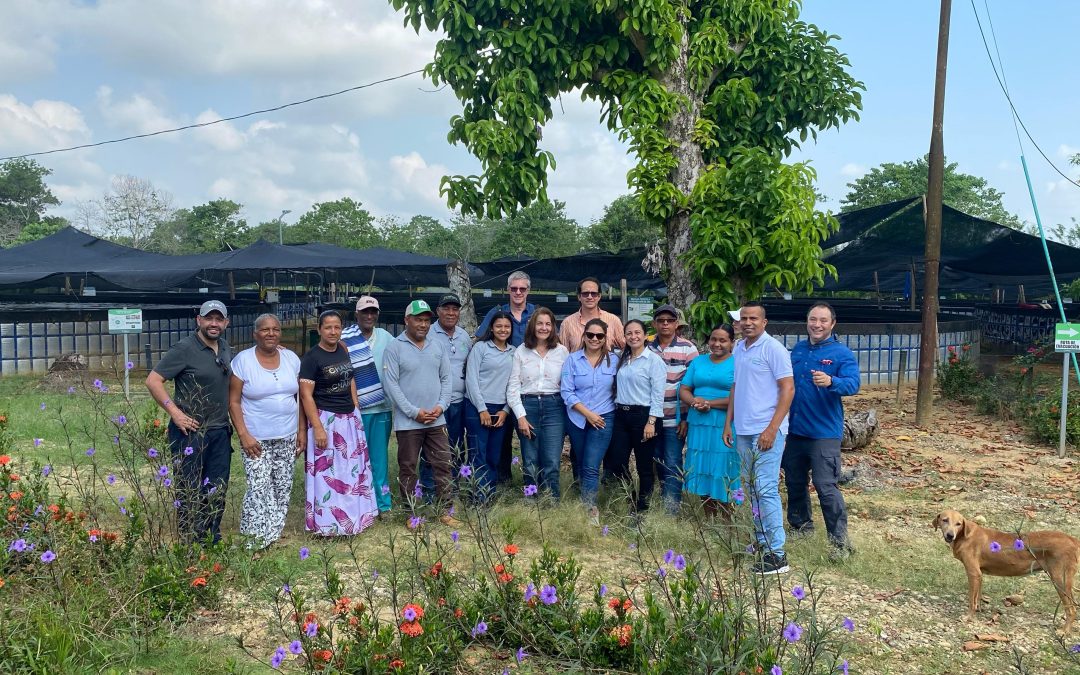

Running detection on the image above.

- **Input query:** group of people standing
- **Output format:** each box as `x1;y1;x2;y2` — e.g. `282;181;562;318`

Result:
145;274;861;576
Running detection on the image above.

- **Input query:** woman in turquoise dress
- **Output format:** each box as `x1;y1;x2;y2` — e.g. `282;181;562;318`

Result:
678;323;740;516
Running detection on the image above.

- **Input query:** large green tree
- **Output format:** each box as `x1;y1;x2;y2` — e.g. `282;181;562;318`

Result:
587;194;661;253
187;199;249;251
488;199;582;259
840;156;1023;228
392;0;862;321
291;198;380;249
0;158;61;246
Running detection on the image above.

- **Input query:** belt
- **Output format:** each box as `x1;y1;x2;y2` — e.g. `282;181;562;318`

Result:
522;393;561;399
616;404;648;411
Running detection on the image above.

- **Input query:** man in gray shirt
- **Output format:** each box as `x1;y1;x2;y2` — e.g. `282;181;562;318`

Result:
421;294;472;493
383;300;461;527
145;300;233;544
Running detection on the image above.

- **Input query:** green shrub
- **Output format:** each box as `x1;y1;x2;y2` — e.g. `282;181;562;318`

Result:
937;344;981;402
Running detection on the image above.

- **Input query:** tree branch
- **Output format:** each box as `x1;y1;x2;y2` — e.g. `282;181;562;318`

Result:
701;40;747;94
616;10;649;62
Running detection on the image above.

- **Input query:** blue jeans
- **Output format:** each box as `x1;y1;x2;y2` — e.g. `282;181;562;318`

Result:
736;431;787;557
361;410;392;512
518;394;565;499
168;423;232;545
464;401;508;501
654;425;686;511
565;410;615;506
421;400;466;496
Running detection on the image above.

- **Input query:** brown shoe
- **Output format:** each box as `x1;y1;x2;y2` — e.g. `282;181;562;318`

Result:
439;514;463;528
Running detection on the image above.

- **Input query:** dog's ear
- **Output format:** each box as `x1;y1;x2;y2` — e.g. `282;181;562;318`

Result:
960;518;974;539
932;513;941;529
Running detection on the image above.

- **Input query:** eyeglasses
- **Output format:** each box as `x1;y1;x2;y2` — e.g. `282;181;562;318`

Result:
655;317;677;324
584;332;606;341
508;286;528;293
579;291;600;298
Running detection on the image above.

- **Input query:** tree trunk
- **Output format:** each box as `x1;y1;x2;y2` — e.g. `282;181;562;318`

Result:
447;260;477;334
659;25;705;310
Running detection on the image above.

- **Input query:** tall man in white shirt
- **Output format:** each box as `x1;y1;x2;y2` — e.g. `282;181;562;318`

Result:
724;301;794;575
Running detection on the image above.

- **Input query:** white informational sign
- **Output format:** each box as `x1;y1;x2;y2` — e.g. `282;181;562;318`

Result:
108;308;143;334
1054;323;1080;353
627;296;653;322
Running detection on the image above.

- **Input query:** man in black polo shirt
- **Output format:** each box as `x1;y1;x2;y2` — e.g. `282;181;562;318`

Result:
145;300;233;544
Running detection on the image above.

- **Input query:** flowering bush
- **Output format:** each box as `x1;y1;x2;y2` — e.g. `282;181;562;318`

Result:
937;344;981;402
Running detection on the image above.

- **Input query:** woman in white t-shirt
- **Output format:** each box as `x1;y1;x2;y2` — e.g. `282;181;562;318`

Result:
228;313;302;549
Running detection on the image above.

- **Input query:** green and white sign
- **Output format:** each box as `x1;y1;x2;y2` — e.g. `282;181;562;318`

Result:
108;308;143;334
1054;323;1080;352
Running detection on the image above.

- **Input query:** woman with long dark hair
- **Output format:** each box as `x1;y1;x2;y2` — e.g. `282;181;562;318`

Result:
679;323;740;516
464;312;515;501
560;317;617;522
298;310;379;536
607;319;666;512
506;307;569;499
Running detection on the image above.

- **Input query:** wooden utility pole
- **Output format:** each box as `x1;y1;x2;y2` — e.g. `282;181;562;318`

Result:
916;0;952;426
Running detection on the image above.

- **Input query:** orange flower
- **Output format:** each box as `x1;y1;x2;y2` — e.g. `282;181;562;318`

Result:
962;344;971;352
212;562;222;573
618;623;632;647
389;658;405;670
102;531;118;542
191;577;207;588
437;597;446;607
429;561;443;577
47;504;59;514
304;612;318;625
503;544;519;556
348;615;359;627
453;608;464;619
313;649;332;663
0;577;5;589
493;563;505;574
0;455;9;466
497;572;514;584
9;492;22;501
622;599;633;612
8;474;17;482
608;597;621;609
153;419;162;427
88;528;101;538
1021;367;1029;374
401;603;424;620
334;596;352;614
399;620;423;637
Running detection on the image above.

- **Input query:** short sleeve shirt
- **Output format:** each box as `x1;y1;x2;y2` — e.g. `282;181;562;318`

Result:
732;332;793;436
299;344;355;414
230;347;301;440
153;334;233;429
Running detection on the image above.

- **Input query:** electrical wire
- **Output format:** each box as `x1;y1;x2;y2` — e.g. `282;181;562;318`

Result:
0;69;426;162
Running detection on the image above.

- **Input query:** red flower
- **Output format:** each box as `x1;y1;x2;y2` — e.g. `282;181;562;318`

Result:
429;561;443;577
334;596;351;614
389;658;405;670
608;597;621;609
313;649;332;663
622;599;633;612
454;608;464;619
497;572;514;584
9;492;22;501
0;455;9;466
437;597;446;606
212;562;222;573
503;544;519;557
401;603;424;620
493;564;505;574
191;577;207;588
962;344;971;352
399;620;423;637
153;419;162;427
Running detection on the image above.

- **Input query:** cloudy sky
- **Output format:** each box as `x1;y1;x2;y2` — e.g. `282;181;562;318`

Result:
2;0;1078;233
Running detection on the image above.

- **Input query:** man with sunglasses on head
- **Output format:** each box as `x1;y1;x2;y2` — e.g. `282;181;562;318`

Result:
559;277;625;352
475;271;536;483
145;300;234;545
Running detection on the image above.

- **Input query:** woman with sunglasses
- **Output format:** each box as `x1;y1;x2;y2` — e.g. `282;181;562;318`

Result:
463;312;515;502
608;319;666;513
506;307;569;500
560;317;618;523
228;313;302;549
679;323;741;516
298;310;379;536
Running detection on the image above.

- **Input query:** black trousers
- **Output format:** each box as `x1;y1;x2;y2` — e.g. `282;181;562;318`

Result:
606;405;659;511
498;410;516;484
781;434;849;544
168;423;232;545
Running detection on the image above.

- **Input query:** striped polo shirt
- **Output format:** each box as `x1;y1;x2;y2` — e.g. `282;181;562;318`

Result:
646;335;699;427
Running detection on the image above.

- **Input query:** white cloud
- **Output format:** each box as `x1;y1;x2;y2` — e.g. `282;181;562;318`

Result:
388;152;451;208
840;162;867;178
96;86;180;135
192;109;246;151
1057;144;1080;159
0;95;90;151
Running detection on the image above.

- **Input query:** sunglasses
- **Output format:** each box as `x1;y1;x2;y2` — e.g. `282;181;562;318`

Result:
214;357;230;376
655;317;677;324
509;286;528;293
584;332;606;340
579;291;600;298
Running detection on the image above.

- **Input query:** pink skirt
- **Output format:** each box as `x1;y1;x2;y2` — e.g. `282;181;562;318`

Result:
304;408;379;536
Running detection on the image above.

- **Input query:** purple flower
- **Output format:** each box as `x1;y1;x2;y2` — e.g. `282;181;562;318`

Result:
746;544;755;554
107;474;116;484
601;525;609;536
663;549;675;564
1014;538;1025;551
524;583;537;602
162;478;172;488
403;607;417;622
93;379;103;389
299;547;310;560
270;652;284;669
511;456;520;466
515;647;528;663
1070;643;1080;654
41;465;51;477
471;620;487;638
89;533;98;542
751;505;760;518
33;438;43;447
158;465;169;477
275;646;286;657
372;568;379;580
289;640;302;654
539;584;558;605
657;567;667;579
458;465;472;478
599;583;607;598
118;496;125;503
450;530;459;543
85;447;95;457
39;402;46;411
8;539;27;553
842;617;855;632
771;666;782;675
112;435;119;445
202;477;210;486
791;585;806;601
173;500;181;508
184;446;194;456
448;505;455;516
119;507;127;515
40;550;56;563
67;386;76;394
523;484;538;497
413;483;423;498
381;484;390;495
629;543;637;551
839;660;849;675
674;554;687;571
282;584;291;594
732;487;746;503
147;448;158;458
126;361;134;370
408;516;423;530
990;541;1001;553
116;415;127;425
305;622;317;637
783;622;803;643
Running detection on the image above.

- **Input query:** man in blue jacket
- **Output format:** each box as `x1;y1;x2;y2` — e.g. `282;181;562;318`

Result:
784;302;860;561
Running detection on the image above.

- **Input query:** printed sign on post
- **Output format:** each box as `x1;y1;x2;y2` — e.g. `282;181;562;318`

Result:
108;308;143;334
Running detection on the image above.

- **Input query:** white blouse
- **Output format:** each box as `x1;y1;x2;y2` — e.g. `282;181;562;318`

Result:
506;343;569;419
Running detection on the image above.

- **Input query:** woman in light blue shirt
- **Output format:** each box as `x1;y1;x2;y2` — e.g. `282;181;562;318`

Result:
608;319;666;513
464;312;514;502
560;317;618;520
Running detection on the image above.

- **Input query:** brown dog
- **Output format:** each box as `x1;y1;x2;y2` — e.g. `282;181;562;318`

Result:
933;509;1078;634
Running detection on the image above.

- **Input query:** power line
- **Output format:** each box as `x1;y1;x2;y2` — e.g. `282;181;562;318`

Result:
0;68;426;162
969;1;1080;190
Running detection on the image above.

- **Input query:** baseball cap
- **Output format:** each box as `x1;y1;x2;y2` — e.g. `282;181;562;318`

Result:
355;295;380;311
675;308;690;328
404;299;434;317
437;293;462;308
199;300;228;318
727;309;741;323
652;304;678;319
